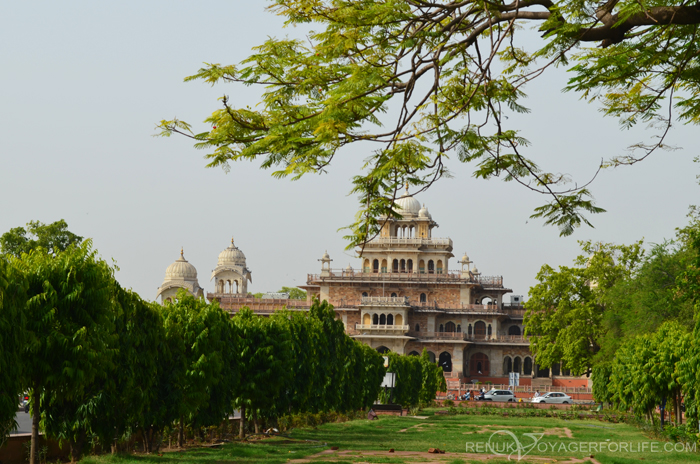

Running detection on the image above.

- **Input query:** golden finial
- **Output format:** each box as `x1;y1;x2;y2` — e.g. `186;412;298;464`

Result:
180;247;184;258
231;236;235;246
405;182;409;194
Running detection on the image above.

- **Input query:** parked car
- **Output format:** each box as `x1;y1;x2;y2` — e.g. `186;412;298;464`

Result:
532;392;572;404
482;389;517;402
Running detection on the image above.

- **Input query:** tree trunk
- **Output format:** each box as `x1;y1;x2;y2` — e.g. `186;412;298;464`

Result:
178;417;184;448
69;430;86;463
30;386;40;464
239;405;246;439
660;397;666;429
253;408;259;434
141;428;149;453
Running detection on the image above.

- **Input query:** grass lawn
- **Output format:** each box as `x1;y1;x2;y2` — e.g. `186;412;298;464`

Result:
81;409;700;464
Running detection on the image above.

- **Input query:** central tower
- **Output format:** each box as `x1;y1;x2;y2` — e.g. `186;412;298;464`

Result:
360;188;453;275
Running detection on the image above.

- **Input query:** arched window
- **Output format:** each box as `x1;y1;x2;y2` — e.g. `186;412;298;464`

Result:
457;324;461;333
552;362;561;376
387;314;394;325
373;259;379;273
562;364;571;376
445;321;456;332
373;314;379;325
523;357;533;375
436;259;443;274
393;259;399;273
503;356;513;374
376;346;390;354
407;259;413;273
428;260;435;273
415;323;420;332
391;292;397;298
363;259;370;273
536;364;550;378
400;259;406;272
362;292;368;298
474;321;486;339
419;259;425;273
380;314;387;325
513;357;522;374
468;324;472;336
508;325;521;336
408;351;420;356
381;259;388;273
420;293;427;303
439;324;444;332
363;314;371;325
487;324;492;336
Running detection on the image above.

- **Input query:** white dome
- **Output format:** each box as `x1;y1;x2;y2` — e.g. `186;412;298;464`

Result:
394;195;421;216
418;203;431;218
218;238;246;266
461;253;470;262
165;250;198;280
346;263;353;271
322;250;330;260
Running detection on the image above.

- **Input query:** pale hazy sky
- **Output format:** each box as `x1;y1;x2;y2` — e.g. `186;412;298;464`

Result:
2;2;698;301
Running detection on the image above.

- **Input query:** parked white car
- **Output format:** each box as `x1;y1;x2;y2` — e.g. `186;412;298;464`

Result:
532;392;572;404
483;389;517;402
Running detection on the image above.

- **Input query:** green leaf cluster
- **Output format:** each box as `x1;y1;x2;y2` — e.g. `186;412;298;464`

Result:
157;0;700;244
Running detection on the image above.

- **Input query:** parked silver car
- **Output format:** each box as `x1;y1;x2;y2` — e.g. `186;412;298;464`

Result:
532;392;572;404
483;389;517;402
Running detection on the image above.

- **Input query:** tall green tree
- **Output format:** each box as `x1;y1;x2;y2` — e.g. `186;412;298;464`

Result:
162;291;231;447
0;257;27;438
0;220;82;257
158;1;700;245
387;352;422;407
91;287;166;453
419;349;446;405
525;240;643;374
232;307;291;437
14;241;116;464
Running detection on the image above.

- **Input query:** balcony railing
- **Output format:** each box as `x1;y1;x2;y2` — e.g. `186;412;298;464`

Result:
408;331;530;344
365;237;453;247
361;296;409;306
355;324;410;331
307;270;503;287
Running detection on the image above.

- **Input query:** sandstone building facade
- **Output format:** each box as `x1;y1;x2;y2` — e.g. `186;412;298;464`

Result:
156;194;582;388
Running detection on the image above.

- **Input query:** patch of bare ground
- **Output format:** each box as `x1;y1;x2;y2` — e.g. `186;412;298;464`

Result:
460;424;574;439
289;448;601;463
398;423;435;433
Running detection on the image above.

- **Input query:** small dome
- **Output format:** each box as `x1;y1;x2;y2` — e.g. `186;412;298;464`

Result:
461;253;470;262
346;263;353;271
394;195;421;216
218;237;246;266
165;249;198;280
322;250;330;260
418;203;431;218
471;266;479;275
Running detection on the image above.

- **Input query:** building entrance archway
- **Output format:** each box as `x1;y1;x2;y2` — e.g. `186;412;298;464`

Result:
469;353;490;376
439;352;452;372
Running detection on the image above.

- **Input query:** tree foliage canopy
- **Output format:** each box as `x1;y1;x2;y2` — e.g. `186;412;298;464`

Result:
158;0;700;246
0;220;83;257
